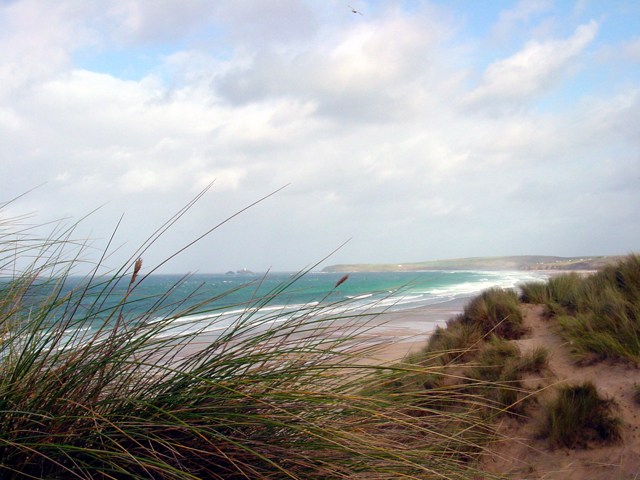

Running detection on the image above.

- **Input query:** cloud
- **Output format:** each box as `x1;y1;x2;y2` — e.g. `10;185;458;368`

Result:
104;0;218;45
0;1;86;93
0;2;638;272
573;0;589;16
490;0;554;43
465;20;598;109
212;0;318;45
624;36;640;61
213;8;447;123
101;0;318;48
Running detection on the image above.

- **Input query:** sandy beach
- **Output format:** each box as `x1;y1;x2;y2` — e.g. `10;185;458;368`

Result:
343;296;468;363
165;296;470;365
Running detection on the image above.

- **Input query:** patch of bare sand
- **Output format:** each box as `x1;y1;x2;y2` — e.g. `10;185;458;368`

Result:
481;304;640;480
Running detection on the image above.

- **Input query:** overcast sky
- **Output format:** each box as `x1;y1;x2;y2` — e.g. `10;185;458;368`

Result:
1;0;639;274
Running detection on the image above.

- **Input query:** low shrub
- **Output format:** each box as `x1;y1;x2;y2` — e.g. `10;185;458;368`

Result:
418;319;484;366
517;346;550;373
458;288;525;340
519;281;550;304
538;381;621;449
469;335;520;383
546;273;584;312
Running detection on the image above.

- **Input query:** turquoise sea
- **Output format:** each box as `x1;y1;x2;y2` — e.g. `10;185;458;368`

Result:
52;270;548;340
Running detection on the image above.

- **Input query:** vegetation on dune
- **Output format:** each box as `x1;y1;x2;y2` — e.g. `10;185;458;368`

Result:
633;383;640;405
370;253;638;464
517;345;550;374
521;254;640;364
456;288;524;340
405;288;524;369
379;288;542;426
538;382;621;450
0;200;500;480
414;321;484;367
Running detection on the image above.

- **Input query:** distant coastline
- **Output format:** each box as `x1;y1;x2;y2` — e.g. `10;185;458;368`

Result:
321;255;624;273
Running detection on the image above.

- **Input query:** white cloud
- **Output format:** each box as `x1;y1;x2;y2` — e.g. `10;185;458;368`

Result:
491;0;555;43
104;0;218;44
466;20;598;108
213;9;448;124
101;0;318;48
0;2;638;272
0;1;79;93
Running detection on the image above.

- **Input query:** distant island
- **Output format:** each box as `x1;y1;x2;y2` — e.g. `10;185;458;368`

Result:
321;255;624;273
225;269;255;275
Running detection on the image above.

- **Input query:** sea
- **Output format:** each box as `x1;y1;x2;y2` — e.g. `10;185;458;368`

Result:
51;269;548;341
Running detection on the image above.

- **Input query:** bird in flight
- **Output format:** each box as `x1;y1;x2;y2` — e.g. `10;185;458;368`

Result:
348;5;363;15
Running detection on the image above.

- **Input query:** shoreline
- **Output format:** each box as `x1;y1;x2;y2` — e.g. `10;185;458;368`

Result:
344;296;470;363
166;296;471;365
165;270;592;366
322;270;593;364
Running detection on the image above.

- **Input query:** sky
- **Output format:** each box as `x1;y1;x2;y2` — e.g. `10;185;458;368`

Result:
1;0;639;274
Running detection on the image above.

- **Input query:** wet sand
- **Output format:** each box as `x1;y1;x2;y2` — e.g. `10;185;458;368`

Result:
339;296;469;363
165;296;470;365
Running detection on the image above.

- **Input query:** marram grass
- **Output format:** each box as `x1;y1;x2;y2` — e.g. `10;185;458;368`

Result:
522;254;640;364
0;205;496;479
538;381;621;450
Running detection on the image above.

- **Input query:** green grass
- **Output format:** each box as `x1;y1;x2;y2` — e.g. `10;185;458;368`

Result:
517;345;550;374
518;255;640;364
633;383;640;405
538;381;621;450
468;335;520;383
463;336;532;416
410;288;525;371
357;290;543;452
519;281;550;304
389;288;547;421
413;320;484;366
0;200;500;479
457;288;525;340
531;255;640;364
546;272;584;313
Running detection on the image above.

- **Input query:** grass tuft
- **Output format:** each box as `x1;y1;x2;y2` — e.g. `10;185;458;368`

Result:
517;345;550;373
519;281;550;304
548;255;640;364
468;335;520;383
546;273;584;313
538;381;621;450
457;288;525;340
633;383;640;405
416;319;484;366
397;289;546;421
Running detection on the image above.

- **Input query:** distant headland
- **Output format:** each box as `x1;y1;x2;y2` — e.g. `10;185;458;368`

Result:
321;255;624;273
